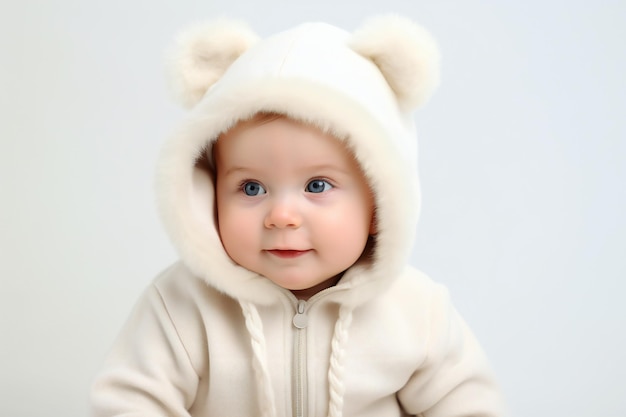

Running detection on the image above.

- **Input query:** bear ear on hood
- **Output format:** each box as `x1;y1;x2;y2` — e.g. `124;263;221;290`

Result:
349;15;441;110
167;19;260;109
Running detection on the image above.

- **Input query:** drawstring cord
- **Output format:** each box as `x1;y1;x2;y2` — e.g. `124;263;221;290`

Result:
240;300;354;417
328;305;353;417
240;301;277;417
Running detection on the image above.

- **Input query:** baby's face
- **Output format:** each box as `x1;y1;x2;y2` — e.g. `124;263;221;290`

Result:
214;117;374;299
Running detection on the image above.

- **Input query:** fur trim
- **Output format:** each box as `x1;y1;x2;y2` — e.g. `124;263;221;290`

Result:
156;17;441;417
167;19;260;109
349;15;440;110
157;18;434;306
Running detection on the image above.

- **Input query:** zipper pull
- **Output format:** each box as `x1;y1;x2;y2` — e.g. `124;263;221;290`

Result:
292;300;308;329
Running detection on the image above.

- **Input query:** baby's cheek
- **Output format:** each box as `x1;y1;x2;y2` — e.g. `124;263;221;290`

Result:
218;211;243;246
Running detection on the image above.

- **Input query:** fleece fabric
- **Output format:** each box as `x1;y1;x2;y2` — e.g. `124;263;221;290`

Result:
91;15;506;417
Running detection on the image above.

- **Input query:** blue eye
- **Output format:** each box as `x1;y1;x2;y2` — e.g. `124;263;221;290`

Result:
242;181;266;196
306;179;333;193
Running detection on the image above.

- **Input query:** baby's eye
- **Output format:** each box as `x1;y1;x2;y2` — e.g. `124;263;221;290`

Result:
305;179;333;193
242;181;266;196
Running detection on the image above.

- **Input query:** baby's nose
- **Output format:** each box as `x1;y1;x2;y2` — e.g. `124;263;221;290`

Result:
264;196;302;229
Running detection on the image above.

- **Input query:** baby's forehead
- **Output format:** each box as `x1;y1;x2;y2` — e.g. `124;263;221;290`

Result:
213;112;355;158
212;114;371;179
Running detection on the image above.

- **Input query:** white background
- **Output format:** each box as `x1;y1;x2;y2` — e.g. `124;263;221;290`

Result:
1;1;624;416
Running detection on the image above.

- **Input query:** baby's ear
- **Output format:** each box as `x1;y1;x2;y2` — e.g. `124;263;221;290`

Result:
167;19;260;109
349;15;441;110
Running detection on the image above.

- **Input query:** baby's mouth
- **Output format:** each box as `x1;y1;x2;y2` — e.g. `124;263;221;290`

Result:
266;249;311;258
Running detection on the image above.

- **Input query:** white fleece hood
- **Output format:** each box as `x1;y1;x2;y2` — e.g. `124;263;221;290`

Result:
91;18;506;417
157;15;440;307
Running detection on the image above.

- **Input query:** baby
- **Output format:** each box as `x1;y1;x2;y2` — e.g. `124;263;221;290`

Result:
91;15;506;417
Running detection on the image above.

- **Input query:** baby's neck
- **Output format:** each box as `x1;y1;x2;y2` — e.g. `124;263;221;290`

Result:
290;274;343;300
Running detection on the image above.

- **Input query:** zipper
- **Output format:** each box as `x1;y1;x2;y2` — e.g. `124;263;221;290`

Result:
292;299;308;417
285;286;344;417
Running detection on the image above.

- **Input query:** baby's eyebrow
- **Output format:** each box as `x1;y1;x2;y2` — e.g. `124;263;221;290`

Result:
221;166;255;177
304;164;352;175
222;163;351;176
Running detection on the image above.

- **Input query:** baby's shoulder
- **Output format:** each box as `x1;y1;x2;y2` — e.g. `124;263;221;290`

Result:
393;265;446;292
385;265;454;311
153;262;210;297
151;261;240;318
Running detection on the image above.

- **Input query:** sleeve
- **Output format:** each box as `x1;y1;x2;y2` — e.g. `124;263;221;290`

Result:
397;284;507;417
90;284;200;417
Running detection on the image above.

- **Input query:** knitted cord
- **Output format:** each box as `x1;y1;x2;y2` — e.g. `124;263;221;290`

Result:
240;301;277;417
327;305;354;417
